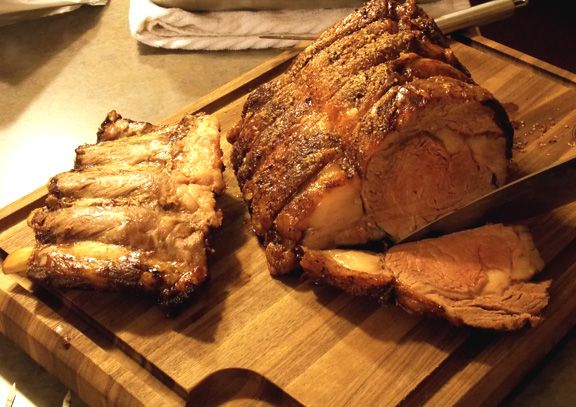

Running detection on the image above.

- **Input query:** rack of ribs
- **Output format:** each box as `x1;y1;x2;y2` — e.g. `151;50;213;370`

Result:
3;111;225;316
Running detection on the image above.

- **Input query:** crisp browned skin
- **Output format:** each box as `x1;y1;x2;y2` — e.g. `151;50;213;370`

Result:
301;248;392;300
227;0;513;274
301;224;548;331
26;111;224;315
96;110;168;142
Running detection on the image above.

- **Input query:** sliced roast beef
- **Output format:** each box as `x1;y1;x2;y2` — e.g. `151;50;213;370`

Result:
302;224;549;331
387;224;547;330
227;0;513;275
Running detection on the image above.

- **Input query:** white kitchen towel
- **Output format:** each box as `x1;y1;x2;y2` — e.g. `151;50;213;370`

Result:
0;0;107;26
129;0;470;51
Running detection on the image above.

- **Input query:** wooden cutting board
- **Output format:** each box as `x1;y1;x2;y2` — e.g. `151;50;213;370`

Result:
1;35;576;407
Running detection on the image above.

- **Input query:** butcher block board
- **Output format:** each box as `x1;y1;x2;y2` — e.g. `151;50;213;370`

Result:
2;35;576;407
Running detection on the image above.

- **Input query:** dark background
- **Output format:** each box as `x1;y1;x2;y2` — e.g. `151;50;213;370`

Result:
470;0;575;73
470;2;576;407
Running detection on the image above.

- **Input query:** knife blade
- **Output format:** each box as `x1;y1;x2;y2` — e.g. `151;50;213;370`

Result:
398;154;576;244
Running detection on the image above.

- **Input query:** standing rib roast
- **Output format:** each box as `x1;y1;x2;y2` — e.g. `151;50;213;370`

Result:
227;0;549;329
228;0;513;275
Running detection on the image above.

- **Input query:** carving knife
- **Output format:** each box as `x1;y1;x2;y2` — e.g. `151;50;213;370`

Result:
398;154;576;244
260;0;529;40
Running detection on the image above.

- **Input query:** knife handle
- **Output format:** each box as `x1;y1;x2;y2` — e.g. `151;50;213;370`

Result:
261;0;529;41
436;0;528;34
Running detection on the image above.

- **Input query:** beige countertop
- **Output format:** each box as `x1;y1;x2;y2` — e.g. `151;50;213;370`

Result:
0;0;281;210
1;0;575;406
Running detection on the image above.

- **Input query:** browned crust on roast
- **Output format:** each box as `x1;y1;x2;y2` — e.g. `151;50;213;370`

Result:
228;1;469;182
227;0;514;274
350;76;509;170
264;231;300;276
301;248;393;300
287;0;453;74
274;160;354;243
244;128;344;235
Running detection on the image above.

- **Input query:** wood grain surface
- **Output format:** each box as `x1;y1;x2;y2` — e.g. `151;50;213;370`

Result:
1;36;576;407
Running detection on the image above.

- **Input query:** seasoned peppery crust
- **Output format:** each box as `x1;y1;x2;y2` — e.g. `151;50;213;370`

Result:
26;111;224;316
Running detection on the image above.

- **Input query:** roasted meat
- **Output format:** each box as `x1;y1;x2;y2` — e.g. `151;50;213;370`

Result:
227;0;513;275
302;224;549;331
7;111;225;315
225;0;549;329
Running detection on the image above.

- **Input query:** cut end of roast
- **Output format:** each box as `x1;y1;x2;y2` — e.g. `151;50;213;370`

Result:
301;248;393;300
362;78;510;242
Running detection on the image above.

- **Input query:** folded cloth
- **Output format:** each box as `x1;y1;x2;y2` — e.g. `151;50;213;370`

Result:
129;0;350;50
129;0;470;51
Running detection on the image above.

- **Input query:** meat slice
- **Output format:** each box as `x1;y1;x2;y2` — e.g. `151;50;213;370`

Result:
47;168;167;207
302;224;549;331
227;0;513;274
74;132;173;169
387;224;548;330
5;111;224;315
